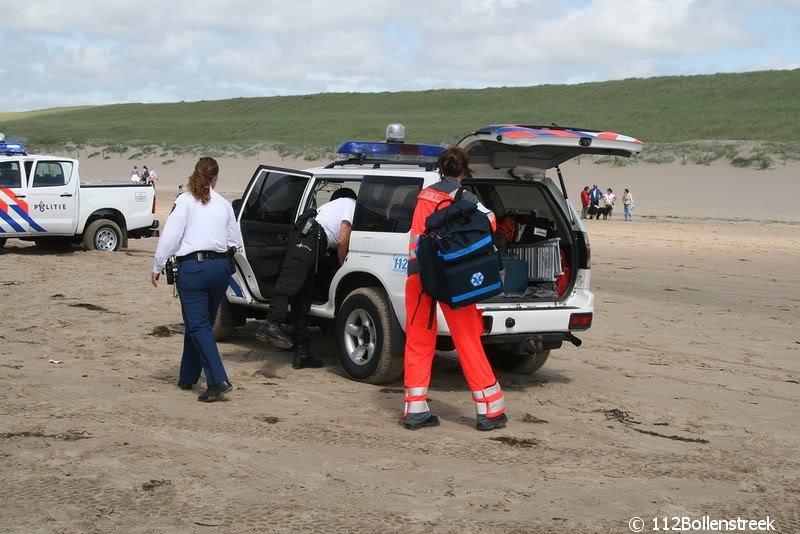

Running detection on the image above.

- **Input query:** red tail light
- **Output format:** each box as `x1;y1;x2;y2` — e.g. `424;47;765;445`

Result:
151;195;156;214
569;313;592;330
578;231;591;269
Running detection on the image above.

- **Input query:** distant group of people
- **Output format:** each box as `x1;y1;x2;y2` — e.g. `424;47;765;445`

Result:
580;184;634;221
131;165;158;186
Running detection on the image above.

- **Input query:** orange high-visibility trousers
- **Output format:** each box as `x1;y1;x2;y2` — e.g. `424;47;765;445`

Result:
403;274;505;418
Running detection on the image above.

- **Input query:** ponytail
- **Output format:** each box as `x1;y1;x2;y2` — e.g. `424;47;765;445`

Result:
187;157;218;205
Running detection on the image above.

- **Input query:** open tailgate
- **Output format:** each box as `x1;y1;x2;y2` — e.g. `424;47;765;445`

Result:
457;124;643;170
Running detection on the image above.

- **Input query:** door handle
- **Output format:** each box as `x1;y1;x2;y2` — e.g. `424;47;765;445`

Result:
15;194;26;199
60;193;73;197
277;235;289;244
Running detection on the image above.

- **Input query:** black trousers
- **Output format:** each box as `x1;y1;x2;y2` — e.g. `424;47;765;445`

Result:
266;221;327;347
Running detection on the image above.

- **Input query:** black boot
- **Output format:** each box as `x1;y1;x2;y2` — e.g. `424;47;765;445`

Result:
198;381;233;402
476;413;508;431
256;320;293;349
403;414;441;430
292;344;323;369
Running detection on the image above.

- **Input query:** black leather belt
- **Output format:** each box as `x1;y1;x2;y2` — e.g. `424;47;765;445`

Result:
177;250;228;263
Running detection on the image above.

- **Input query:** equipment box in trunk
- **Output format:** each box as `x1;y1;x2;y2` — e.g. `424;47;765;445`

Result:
507;238;563;281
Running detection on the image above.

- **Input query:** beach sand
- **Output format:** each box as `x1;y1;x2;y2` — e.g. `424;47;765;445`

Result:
1;154;798;532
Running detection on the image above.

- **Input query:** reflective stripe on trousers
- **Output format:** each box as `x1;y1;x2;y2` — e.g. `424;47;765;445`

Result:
404;386;429;416
472;382;505;418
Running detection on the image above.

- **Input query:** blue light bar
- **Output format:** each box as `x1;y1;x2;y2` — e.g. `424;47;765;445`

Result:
0;139;26;155
336;141;446;163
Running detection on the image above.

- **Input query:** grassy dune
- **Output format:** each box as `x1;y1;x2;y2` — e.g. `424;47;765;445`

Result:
1;69;799;166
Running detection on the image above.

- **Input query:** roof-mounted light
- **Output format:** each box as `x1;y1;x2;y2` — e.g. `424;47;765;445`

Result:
335;140;446;163
0;136;26;155
386;123;406;143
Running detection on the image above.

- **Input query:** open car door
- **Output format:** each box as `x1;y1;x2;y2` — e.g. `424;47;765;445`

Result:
237;165;312;301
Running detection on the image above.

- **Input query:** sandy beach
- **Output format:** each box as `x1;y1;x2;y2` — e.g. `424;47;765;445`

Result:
1;154;798;532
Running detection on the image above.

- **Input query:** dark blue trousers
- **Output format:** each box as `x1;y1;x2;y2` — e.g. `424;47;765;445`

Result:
177;257;232;387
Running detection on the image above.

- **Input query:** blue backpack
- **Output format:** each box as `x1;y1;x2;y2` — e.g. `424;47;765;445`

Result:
415;189;502;323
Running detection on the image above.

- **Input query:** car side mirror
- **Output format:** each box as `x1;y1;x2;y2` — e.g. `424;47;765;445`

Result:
232;198;242;216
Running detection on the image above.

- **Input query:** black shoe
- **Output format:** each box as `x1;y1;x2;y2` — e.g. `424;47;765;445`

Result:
198;381;233;402
292;345;323;369
403;414;441;430
256;321;294;349
177;380;194;390
476;413;508;431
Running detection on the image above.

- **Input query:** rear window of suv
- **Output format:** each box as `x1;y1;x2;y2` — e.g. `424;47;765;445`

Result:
470;182;557;222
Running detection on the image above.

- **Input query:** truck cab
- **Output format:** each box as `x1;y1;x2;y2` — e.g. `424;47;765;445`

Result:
217;124;643;383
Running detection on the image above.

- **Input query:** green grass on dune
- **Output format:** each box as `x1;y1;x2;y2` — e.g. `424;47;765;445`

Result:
1;70;799;166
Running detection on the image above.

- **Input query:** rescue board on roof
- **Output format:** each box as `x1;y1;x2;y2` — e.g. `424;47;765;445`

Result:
457;124;644;170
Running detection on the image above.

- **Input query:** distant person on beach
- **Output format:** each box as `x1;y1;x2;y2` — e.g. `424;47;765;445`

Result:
622;188;634;221
603;188;616;217
130;166;141;182
580;186;590;219
147;167;158;186
589;184;602;207
140;166;150;182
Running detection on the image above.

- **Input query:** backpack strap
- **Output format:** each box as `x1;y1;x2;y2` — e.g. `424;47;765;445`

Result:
409;290;425;326
427;298;437;330
409;289;437;331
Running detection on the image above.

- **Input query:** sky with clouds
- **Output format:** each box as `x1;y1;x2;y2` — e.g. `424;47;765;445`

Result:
1;0;799;111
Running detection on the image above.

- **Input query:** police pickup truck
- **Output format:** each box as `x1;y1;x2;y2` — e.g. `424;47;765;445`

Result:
0;153;159;251
216;124;643;383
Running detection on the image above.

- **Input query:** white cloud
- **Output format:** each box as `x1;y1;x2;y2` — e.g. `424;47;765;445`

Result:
1;0;799;110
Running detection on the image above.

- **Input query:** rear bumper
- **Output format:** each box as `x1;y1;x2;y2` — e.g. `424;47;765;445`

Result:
129;219;160;239
480;330;583;351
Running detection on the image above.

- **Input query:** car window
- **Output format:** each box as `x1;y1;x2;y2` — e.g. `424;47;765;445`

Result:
353;175;423;233
472;183;556;221
32;161;73;188
241;169;309;224
306;179;362;210
0;161;22;188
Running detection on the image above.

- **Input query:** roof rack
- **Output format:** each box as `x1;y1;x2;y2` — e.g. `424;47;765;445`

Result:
325;158;437;171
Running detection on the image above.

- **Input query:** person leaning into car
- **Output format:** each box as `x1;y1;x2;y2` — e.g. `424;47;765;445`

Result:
151;157;242;402
255;187;358;369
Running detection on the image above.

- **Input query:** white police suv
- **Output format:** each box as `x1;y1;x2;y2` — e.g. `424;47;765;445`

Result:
216;124;643;383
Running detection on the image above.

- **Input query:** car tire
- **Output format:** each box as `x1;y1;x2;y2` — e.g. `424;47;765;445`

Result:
486;345;551;374
213;299;236;341
83;219;122;252
336;286;403;384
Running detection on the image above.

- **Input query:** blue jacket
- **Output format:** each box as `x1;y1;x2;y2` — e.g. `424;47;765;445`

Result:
589;187;602;204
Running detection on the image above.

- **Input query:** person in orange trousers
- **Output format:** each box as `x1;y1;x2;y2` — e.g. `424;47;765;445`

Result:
402;147;508;431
